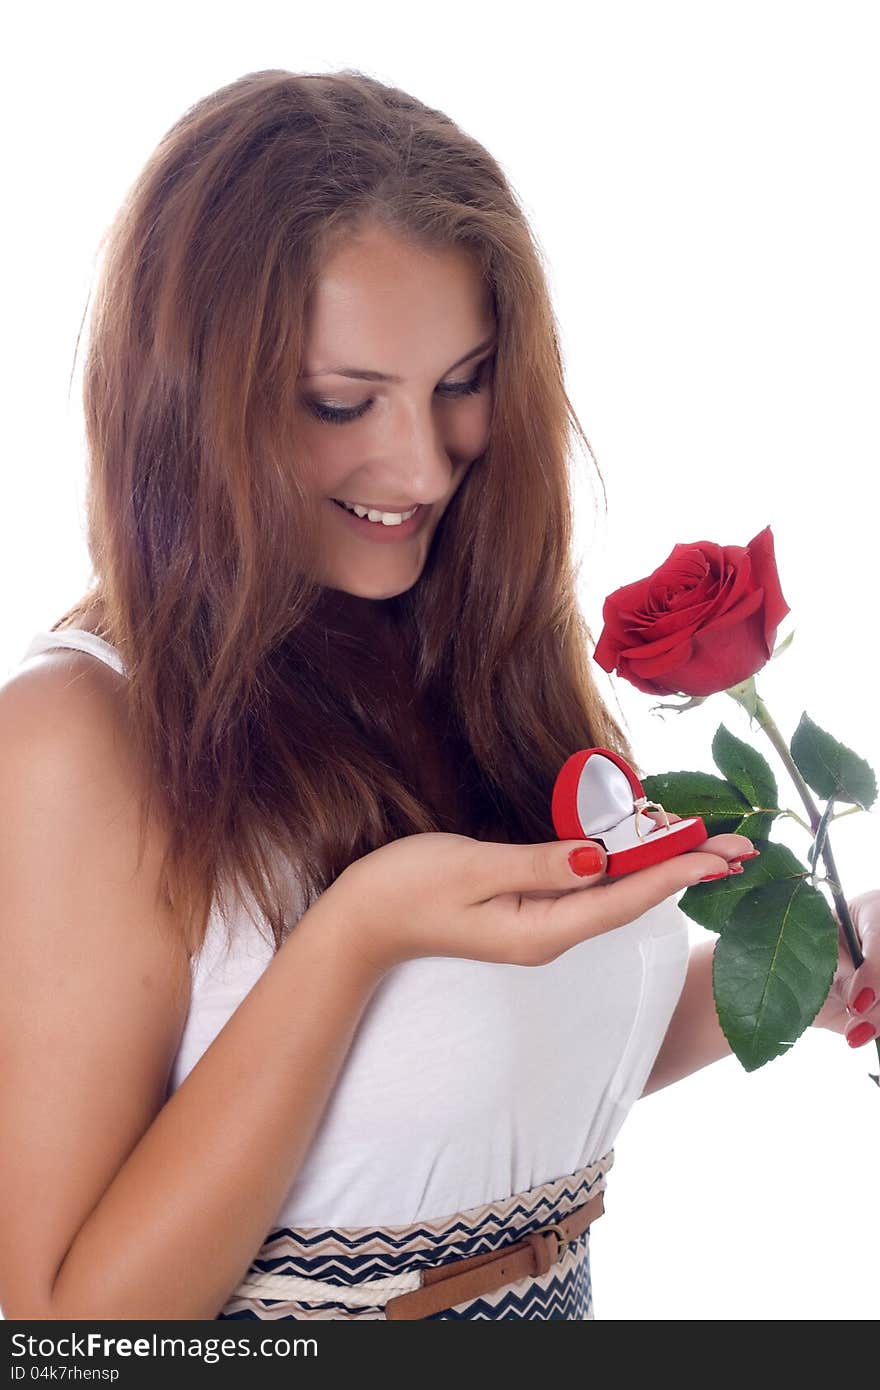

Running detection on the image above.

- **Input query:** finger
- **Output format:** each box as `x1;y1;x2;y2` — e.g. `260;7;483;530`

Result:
488;844;733;957
699;832;757;862
645;814;755;864
845;1011;879;1047
832;896;880;1033
468;839;609;904
470;833;742;905
848;894;880;958
845;959;878;1021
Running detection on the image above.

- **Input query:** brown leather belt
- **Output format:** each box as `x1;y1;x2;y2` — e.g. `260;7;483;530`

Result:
383;1187;605;1319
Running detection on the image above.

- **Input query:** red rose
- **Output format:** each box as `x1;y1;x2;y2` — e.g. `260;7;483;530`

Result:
592;525;791;697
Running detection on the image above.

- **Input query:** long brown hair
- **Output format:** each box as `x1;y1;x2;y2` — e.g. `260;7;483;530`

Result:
52;68;638;962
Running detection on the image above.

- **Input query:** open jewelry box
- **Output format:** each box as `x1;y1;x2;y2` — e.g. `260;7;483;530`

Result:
551;746;708;877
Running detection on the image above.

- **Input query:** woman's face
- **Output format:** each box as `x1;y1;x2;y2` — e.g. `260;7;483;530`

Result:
296;223;496;600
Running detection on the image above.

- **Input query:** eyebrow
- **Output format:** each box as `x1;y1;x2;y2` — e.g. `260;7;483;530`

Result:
301;334;496;382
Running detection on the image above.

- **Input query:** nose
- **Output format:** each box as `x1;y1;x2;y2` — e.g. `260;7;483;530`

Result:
380;397;459;505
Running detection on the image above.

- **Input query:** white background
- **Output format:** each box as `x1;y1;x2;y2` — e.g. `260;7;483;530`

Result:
3;1;877;1320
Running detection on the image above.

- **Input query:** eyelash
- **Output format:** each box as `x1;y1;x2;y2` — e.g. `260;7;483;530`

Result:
305;356;494;426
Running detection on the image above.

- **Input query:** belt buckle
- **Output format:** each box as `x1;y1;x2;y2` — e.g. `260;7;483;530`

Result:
528;1219;570;1266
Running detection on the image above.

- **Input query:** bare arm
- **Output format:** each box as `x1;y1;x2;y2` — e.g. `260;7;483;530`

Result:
639;937;732;1097
49;900;376;1321
0;657;380;1321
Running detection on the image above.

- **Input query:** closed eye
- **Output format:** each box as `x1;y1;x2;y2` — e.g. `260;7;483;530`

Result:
304;354;494;426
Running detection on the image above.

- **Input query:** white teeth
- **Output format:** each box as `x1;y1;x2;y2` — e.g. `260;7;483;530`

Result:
334;499;418;526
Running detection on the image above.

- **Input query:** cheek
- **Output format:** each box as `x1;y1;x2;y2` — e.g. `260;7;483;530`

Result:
449;397;493;459
297;421;356;494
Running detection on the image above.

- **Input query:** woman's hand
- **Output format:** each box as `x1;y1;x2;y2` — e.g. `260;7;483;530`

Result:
518;809;751;903
322;819;754;980
811;889;880;1046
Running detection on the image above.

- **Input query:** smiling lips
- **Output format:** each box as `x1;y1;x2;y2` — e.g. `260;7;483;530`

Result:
332;498;421;511
328;496;431;541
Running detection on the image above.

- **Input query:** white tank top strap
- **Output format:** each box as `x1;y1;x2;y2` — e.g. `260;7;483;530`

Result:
22;628;127;678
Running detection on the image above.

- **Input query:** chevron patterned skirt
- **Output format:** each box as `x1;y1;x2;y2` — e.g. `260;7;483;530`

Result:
217;1148;614;1321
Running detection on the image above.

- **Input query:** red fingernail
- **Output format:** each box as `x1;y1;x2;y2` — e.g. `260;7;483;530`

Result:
852;987;876;1015
699;870;730;882
846;1021;877;1048
729;864;744;875
739;850;761;861
568;845;604;876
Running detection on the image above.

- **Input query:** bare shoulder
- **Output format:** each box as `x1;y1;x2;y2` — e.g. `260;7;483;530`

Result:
0;640;193;983
0;643;188;955
3;642;130;747
3;645;150;821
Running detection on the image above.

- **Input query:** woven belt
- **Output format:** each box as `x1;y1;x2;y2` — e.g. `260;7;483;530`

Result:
383;1187;605;1319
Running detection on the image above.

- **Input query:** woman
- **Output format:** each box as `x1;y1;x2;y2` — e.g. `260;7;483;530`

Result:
1;68;875;1322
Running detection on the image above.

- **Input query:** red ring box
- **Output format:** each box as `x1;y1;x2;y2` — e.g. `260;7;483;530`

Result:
552;746;709;877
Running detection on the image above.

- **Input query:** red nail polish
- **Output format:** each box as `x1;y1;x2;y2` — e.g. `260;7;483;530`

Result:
739;850;761;861
699;870;730;882
568;845;604;876
846;1021;877;1048
852;987;876;1015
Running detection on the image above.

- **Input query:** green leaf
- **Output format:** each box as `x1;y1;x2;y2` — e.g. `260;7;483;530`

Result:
711;723;779;811
712;878;838;1072
679;840;808;932
735;810;776;840
640;771;751;820
790;712;877;810
641;770;762;837
695;812;767;837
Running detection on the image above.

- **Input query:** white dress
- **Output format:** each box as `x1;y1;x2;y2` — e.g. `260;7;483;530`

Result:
20;627;690;1230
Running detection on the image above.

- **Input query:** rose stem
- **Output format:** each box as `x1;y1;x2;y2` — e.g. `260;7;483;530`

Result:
749;690;863;970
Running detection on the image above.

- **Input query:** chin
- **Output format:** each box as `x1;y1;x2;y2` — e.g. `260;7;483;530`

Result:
316;567;419;601
351;576;419;601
